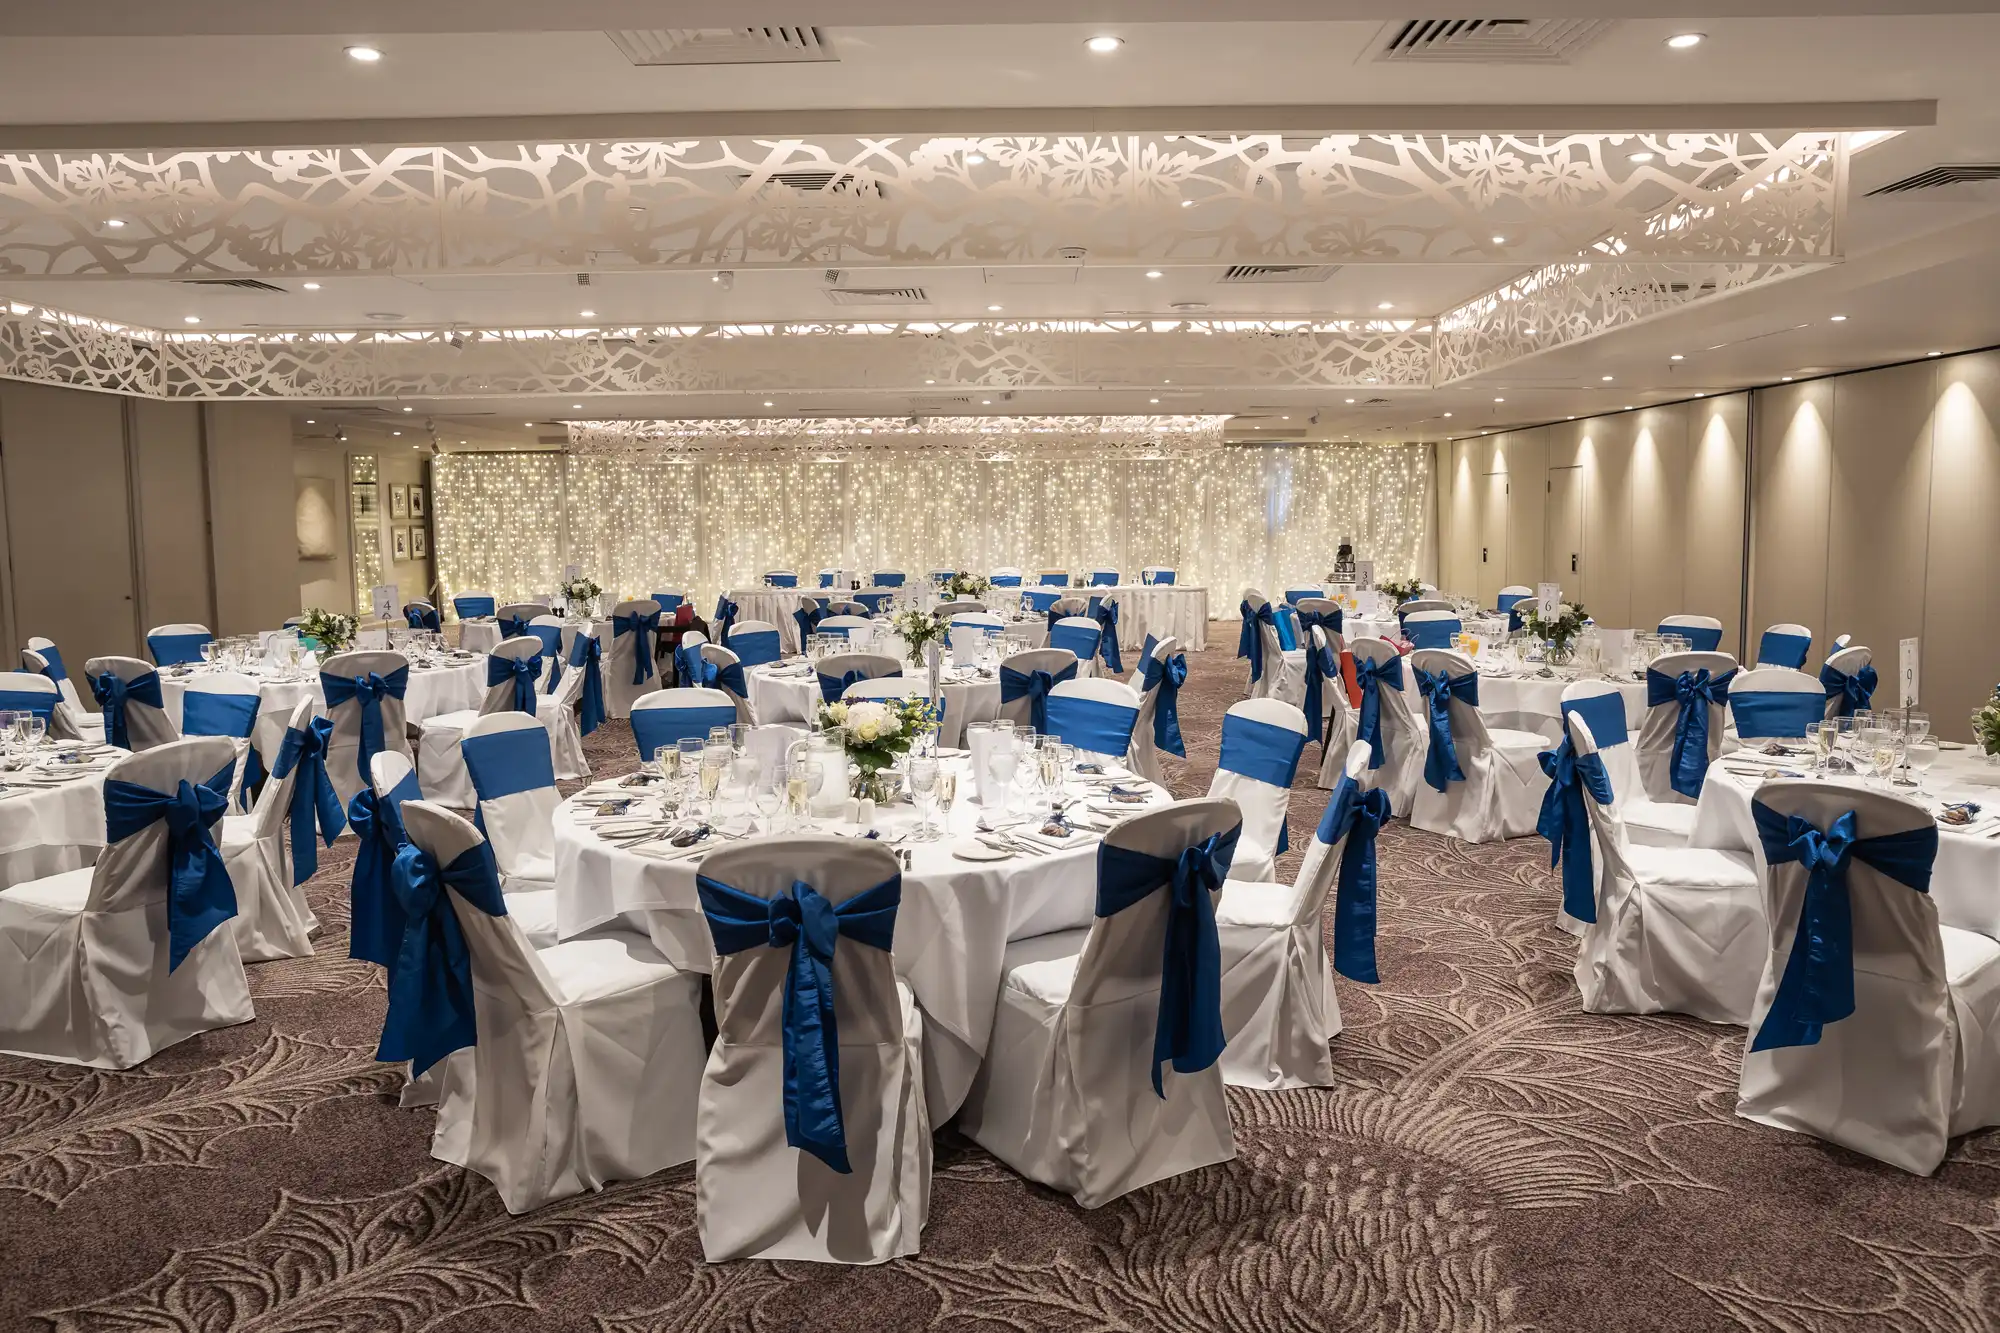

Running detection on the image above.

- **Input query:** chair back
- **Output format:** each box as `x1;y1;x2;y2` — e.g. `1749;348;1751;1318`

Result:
479;635;547;716
24;636;90;714
1049;596;1088;618
461;711;559;880
997;648;1079;728
816;569;844;590
935;600;986;618
0;668;61;727
496;603;545;639
726;618;783;668
1755;623;1814;670
1126;635;1182;782
1071;798;1241;1010
1395;599;1453;617
817;651;901;705
1495;585;1533;613
1044;678;1141;758
146;622;214;667
604;598;664;711
403;600;441;632
1205;698;1307;860
1729;666;1826;741
1560;680;1639;805
763;570;800;588
1037;570;1071;587
1296;596;1342;621
85;654;181;751
647;588;687;612
1822;644;1877;719
989;567;1024;587
1282;586;1322;606
1658;614;1724;653
870;570;906;588
1277;741;1379;933
402;800;561;1016
1348;635;1419;771
1022;588;1063;615
1141;567;1177;585
88;735;238;917
318;649;413;804
949;613;1004;665
1402;610;1462;650
630;687;738;762
1048;615;1103;662
816;614;874;642
842;677;928;703
1635;649;1737;801
453;591;497;621
1089;569;1120;587
824;600;868;618
698;643;753;722
525;614;567;683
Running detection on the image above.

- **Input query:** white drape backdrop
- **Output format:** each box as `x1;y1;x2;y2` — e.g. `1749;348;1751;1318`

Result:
432;444;1432;613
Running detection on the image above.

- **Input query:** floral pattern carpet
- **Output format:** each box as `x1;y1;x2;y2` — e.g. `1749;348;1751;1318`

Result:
3;637;1998;1331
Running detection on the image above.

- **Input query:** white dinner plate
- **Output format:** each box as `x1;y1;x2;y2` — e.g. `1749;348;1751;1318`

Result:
952;839;1014;861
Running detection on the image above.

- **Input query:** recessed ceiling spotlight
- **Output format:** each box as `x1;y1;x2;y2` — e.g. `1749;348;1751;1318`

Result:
1443;412;1453;418
345;45;383;62
1180;199;1194;208
1345;398;1356;404
1781;376;1793;382
763;400;774;407
1493;397;1505;403
1830;314;1847;322
1628;152;1656;163
1666;32;1704;48
392;430;401;436
305;419;315;424
1567;415;1577;420
924;378;935;384
1377;301;1395;311
1145;269;1163;279
1929;350;1942;357
104;218;126;229
1150;398;1160;404
302;281;321;291
981;399;992;405
1670;353;1684;361
572;404;583;410
401;405;413;412
579;310;596;319
525;422;535;426
1085;35;1124;52
182;315;200;324
1694;393;1706;398
1490;235;1506;245
964;153;986;165
1601;375;1614;381
1624;405;1634;410
987;304;1003;312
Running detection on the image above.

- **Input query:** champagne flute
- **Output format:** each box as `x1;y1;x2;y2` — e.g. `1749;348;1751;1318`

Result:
786;760;812;823
700;741;729;813
1807;721;1831;777
752;769;783;834
675;737;704;802
936;767;957;827
729;722;751;763
907;754;940;842
1870;728;1899;788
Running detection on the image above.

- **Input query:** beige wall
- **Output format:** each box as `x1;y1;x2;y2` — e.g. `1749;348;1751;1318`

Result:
294;440;353;615
129;398;213;631
202;403;300;636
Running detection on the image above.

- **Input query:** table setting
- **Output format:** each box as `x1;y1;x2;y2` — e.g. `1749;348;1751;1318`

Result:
0;728;123;889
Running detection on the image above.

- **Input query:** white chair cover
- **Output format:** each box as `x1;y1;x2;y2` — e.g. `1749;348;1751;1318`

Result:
948;616;1004;666
1729;666;1827;743
997;648;1079;730
1047;615;1102;676
693;836;930;1262
179;670;264;808
1127;634;1183;786
1238;589;1298;706
1043;678;1141;761
1566;712;1762;1024
698;643;754;724
1822;644;1877;720
22;638;104;738
842;677;928;702
959;799;1240;1208
1395;599;1453;617
461;712;562;895
1401;608;1463;651
1406;648;1548;843
83;655;181;753
1204;699;1308;883
1309;626;1359;790
1635;649;1738;809
1755;622;1815;670
319;649;413;808
1658;613;1725;653
604;599;664;721
1564;680;1698;854
221;697;319;961
1217;741;1380;1088
0;736;254;1067
817;651;901;708
146;621;214;667
1348;637;1424;817
1735;781;2000;1175
726;618;785;669
817;615;875;644
397;802;706;1212
630;688;738;764
0;669;62;736
418;637;547;808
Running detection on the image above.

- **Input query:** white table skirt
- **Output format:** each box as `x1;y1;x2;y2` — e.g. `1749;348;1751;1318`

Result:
0;769;109;889
458;621;501;654
1476;673;1647;746
1099;585;1209;652
552;762;1171;1117
747;664;999;748
160;659;488;770
1691;749;2000;942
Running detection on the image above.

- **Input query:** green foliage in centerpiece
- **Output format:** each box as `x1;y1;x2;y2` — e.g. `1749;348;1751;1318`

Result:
816;694;940;785
1377;576;1427;605
298;607;357;654
1974;684;2000;757
943;571;991;600
890;606;950;667
1521;599;1590;653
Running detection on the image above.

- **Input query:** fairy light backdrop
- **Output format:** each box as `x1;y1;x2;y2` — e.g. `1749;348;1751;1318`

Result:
431;429;1431;610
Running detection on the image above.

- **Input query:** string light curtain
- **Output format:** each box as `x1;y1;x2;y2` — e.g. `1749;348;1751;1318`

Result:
432;444;1431;608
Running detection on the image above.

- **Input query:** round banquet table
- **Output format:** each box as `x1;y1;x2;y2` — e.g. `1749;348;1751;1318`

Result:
1474;670;1648;745
552;757;1173;1118
746;662;999;747
1096;585;1209;652
458;621;501;654
0;756;114;890
1690;746;2000;942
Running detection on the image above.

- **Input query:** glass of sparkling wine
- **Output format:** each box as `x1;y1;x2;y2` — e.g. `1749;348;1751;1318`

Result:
936;767;957;824
699;741;729;812
786;760;812;822
1807;722;1831;777
907;755;940;841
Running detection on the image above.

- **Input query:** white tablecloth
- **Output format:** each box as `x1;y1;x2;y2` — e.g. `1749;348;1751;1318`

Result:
1476;672;1647;745
159;659;488;769
1098;585;1210;652
1691;749;2000;942
458;621;501;654
553;760;1171;1116
0;766;110;889
747;663;999;748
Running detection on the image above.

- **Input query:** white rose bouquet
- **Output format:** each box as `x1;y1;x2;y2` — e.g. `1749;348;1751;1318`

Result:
944;570;990;600
559;574;602;607
890;606;949;667
298;607;357;654
1378;576;1427;605
817;694;939;786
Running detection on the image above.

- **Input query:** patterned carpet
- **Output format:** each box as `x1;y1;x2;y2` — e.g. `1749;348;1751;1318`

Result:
4;636;1999;1331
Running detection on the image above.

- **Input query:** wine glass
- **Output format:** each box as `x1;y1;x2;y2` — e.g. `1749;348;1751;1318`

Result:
15;713;41;759
1907;737;1940;796
752;766;783;834
1856;723;1892;787
675;737;704;803
199;640;218;668
907;754;941;841
699;740;730;814
728;723;751;764
786;759;813;824
983;735;1016;813
1807;721;1831;777
0;711;19;769
935;767;958;828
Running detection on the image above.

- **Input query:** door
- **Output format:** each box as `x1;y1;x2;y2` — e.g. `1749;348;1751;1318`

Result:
1479;466;1509;607
1546;465;1583;599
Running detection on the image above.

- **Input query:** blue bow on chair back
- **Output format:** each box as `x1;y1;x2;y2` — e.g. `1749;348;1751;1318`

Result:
453;595;496;620
497;613;530;641
1091;600;1124;673
1819;660;1877;718
524;624;564;691
1317;775;1393;983
180;690;266;810
1749;802;1936;1052
91;668;165;752
104;765;238;971
147;631;213;667
697;872;902;1173
569;634;606;736
1303;636;1341;747
1416;668;1479;792
1537;736;1614;924
377;842;510;1076
793;603;825;646
1352;655;1404;770
613;610;662;687
321;667;410;788
692;654;750;700
405;604;441;632
1218;713;1306;854
1236;600;1275;683
713;597;739;642
999;661;1076;733
345;769;420;966
1139;651;1188;757
1095;826;1239;1096
1757;630;1812;670
486;653;543;715
1646;667;1735;799
272;716;342;885
1297;607;1343;645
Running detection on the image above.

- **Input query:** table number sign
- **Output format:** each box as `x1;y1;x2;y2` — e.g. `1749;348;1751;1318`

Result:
1353;560;1374;591
371;584;398;622
1536;583;1561;620
1900;637;1920;708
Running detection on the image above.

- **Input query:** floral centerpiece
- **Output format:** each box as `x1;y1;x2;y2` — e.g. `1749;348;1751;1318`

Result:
943;571;990;600
890;606;949;668
1973;684;2000;758
1377;576;1426;605
1522;599;1590;661
559;574;602;612
817;695;939;800
298;607;356;654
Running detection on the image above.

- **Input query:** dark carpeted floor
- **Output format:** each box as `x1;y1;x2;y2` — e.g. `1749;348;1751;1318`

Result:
4;634;1999;1331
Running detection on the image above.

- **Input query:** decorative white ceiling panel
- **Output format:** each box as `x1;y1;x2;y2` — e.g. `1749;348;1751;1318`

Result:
0;131;1844;277
565;414;1232;462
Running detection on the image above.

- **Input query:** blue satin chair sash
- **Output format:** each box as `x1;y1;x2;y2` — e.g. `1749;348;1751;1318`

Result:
650;591;686;611
1095;827;1240;1095
272;716;343;884
872;572;906;587
180;690;266;809
1537;737;1614;924
1089;571;1119;587
34;644;68;682
486;653;544;715
147;631;213;667
1092;600;1124;673
104;765;237;970
1043;694;1140;756
713;597;739;642
1403;617;1462;651
631;705;740;761
1283;588;1319;606
1758;630;1812;670
697;872;901;1173
990;574;1023;587
1731;690;1825;740
728;629;783;668
1659;621;1724;652
1022;589;1062;615
377;842;510;1075
1139;651;1187;757
1296;607;1343;644
1646;667;1736;798
1316;775;1393;982
1416;668;1479;792
1749;802;1936;1052
1236;600;1275;683
570;635;606;736
1495;592;1528;616
405;604;441;631
1353;655;1404;770
765;573;799;588
612;611;662;687
497;615;529;641
1147;570;1176;585
524;625;565;691
817;667;882;705
462;726;557;804
1038;573;1070;587
1273;605;1299;652
1302;638;1339;747
817;572;837;588
345;771;420;967
793;604;825;646
692;655;750;699
998;662;1077;733
1218;713;1306;854
1819;661;1878;718
1560;690;1629;749
320;666;411;785
453;596;497;620
90;669;165;751
1047;622;1101;662
0;687;58;725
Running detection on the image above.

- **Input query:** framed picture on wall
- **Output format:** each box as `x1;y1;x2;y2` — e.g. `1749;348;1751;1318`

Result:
409;485;426;519
392;526;411;561
389;483;409;519
411;526;428;559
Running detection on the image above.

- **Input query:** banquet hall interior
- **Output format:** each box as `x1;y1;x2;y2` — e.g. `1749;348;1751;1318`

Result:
5;3;2000;1328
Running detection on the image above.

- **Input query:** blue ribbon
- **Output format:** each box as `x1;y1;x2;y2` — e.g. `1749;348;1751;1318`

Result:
104;767;237;970
1758;630;1812;670
272;716;343;885
873;572;905;587
818;668;871;705
345;772;418;967
1316;775;1392;983
321;667;410;788
613;610;661;687
90;669;164;751
1090;571;1119;587
1661;621;1724;652
651;591;686;612
33;644;68;682
1140;651;1187;757
180;691;265;810
453;596;496;620
1047;620;1101;662
1096;827;1239;1096
1353;655;1404;771
766;572;799;588
570;634;606;736
1416;668;1479;792
818;572;837;588
727;629;783;667
1404;617;1462;651
463;725;557;807
793;603;825;647
713;597;739;643
1236;600;1274;683
1749;802;1936;1052
1218;713;1306;855
0;687;59;725
1303;636;1340;747
405;604;441;631
697;873;901;1173
691;655;750;700
377;842;510;1076
1093;600;1124;673
631;705;738;762
148;631;213;667
486;653;544;715
1044;694;1140;757
1819;660;1878;718
999;661;1076;733
1273;606;1299;652
1297;607;1343;647
498;614;530;641
1537;737;1614;924
524;624;564;692
1647;667;1735;799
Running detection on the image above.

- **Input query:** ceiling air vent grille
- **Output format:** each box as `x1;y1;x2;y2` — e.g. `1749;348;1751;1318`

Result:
176;278;289;293
825;287;929;306
1867;164;2000;195
1218;264;1340;284
605;28;836;66
1372;18;1615;64
911;394;975;410
740;170;885;198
